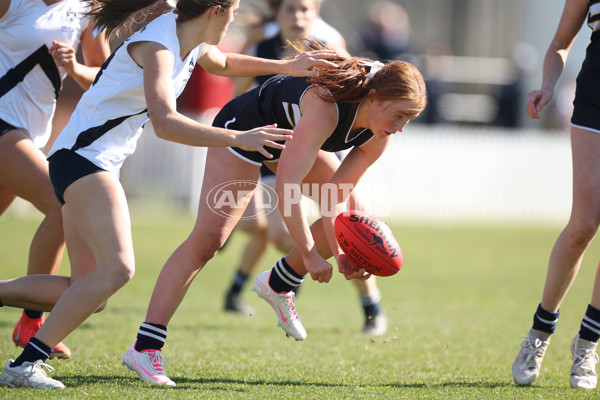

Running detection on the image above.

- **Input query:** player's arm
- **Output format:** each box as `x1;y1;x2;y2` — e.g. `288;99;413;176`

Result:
48;22;110;91
232;45;259;96
527;0;587;119
197;43;338;78
128;41;291;154
324;138;388;280
275;88;338;283
0;0;9;19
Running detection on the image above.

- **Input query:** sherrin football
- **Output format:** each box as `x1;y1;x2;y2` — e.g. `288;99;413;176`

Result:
334;210;403;277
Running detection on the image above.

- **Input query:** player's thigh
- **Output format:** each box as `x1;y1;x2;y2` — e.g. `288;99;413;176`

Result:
0;130;58;213
62;171;134;270
0;186;16;215
570;126;600;222
62;204;97;282
302;151;340;186
263;180;289;239
236;190;267;232
191;147;261;244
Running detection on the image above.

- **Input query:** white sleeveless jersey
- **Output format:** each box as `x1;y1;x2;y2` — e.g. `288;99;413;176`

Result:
49;12;203;174
0;0;91;147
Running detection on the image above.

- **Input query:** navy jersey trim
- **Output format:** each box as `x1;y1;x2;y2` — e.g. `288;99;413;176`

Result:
0;45;61;99
71;109;148;151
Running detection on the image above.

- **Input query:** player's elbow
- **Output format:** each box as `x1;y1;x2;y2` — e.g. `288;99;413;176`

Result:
150;113;175;141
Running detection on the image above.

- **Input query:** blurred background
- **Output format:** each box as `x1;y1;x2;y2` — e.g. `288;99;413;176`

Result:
19;0;590;225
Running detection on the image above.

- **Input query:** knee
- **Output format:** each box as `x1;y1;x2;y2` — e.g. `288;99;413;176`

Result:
566;217;600;248
185;234;223;265
94;300;108;313
106;261;135;290
271;235;294;253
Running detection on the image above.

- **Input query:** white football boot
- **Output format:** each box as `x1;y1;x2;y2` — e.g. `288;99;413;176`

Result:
252;270;307;341
0;359;65;389
122;341;175;386
570;334;599;389
512;329;551;386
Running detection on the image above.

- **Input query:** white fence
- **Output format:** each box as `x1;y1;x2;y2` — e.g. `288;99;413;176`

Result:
118;124;572;225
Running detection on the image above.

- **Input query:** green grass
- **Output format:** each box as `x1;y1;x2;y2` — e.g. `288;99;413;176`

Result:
0;209;600;399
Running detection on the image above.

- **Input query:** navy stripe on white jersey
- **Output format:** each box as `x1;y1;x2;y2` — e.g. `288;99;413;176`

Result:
589;0;600;32
71;109;147;151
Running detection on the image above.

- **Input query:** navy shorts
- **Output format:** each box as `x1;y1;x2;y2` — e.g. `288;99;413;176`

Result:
0;118;19;138
212;104;284;166
48;149;104;205
572;102;600;133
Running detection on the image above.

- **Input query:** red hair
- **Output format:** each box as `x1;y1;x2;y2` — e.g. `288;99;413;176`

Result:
290;40;427;114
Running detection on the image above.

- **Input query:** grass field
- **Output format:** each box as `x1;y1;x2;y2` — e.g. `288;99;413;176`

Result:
0;208;600;399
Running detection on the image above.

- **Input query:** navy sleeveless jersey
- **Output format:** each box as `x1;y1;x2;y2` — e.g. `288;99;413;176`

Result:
214;75;374;164
574;0;600;105
254;35;284;86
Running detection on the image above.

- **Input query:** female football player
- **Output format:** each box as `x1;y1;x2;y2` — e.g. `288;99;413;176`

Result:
224;0;388;338
124;41;426;386
0;0;110;359
0;0;337;389
512;0;600;390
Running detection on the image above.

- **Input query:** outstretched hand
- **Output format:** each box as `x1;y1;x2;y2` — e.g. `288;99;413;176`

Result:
238;124;292;159
526;88;553;119
336;254;371;281
286;50;340;78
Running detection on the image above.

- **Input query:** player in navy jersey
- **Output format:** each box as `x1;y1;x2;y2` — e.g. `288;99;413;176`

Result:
126;40;426;385
512;0;600;390
0;0;337;389
0;0;111;360
223;0;388;337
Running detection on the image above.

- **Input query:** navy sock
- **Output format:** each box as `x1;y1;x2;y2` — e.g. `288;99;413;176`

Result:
135;322;168;351
268;258;304;293
228;270;250;294
579;304;600;343
11;337;52;367
532;303;560;334
24;310;44;319
361;291;382;319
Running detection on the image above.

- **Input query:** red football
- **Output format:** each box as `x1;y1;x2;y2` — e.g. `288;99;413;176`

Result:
334;210;403;277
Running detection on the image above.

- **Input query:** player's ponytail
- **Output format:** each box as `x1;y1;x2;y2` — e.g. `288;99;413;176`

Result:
288;40;426;112
86;0;163;38
87;0;236;39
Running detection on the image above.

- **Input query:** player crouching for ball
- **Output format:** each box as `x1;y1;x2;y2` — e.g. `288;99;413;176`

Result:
124;41;426;385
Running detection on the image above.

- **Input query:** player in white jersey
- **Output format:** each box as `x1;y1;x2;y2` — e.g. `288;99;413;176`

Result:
0;0;110;360
0;0;338;389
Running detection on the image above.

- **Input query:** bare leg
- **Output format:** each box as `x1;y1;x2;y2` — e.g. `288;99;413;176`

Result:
145;148;261;326
34;172;134;347
0;187;16;215
0;131;65;276
234;193;269;276
540;127;600;312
